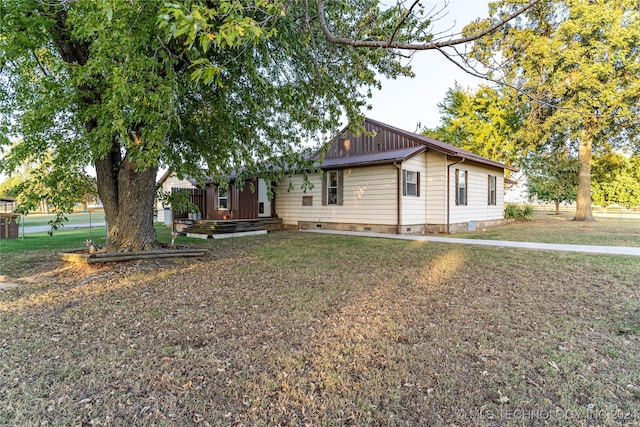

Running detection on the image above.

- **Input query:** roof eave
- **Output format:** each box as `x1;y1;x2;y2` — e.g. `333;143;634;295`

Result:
319;146;426;169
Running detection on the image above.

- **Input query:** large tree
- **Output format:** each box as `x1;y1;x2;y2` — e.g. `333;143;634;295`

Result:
424;83;525;166
470;0;640;221
1;0;539;251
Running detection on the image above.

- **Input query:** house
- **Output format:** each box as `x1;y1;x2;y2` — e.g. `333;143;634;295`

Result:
156;170;275;224
163;118;516;234
0;197;19;239
275;118;517;234
155;170;199;224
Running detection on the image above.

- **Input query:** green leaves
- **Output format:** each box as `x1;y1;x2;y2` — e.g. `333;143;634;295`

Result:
425;84;524;167
1;0;415;247
591;153;640;209
158;1;279;53
6;152;98;232
468;1;640;217
524;149;579;206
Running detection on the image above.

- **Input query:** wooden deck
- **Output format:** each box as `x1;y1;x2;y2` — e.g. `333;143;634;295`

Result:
176;218;282;237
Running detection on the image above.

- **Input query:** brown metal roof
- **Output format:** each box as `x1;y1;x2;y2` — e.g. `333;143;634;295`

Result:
364;118;518;172
317;146;426;169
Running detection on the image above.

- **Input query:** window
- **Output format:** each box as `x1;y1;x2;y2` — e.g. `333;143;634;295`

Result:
327;170;338;204
403;169;420;197
218;186;228;210
322;170;343;206
488;175;497;205
455;169;467;206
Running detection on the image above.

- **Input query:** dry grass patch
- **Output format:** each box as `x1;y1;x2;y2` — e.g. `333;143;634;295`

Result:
1;232;639;426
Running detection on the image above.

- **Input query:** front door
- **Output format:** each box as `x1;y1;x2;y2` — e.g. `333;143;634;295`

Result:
257;179;272;217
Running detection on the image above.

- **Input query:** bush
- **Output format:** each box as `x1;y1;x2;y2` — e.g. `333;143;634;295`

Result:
504;203;520;220
504;203;535;221
520;204;535;221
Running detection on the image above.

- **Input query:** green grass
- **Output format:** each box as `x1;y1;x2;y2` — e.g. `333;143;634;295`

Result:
455;212;640;247
0;224;204;256
0;227;107;253
16;211;106;227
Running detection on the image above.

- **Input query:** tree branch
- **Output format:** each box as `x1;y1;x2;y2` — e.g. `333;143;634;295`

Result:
317;0;542;50
388;0;421;47
434;45;600;117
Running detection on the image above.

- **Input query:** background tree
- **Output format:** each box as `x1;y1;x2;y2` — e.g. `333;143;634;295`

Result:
0;175;23;199
524;148;579;214
591;153;640;210
1;0;540;251
0;152;97;228
470;0;640;221
424;83;525;166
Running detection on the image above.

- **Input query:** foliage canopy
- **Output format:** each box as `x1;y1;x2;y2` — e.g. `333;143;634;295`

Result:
470;0;640;220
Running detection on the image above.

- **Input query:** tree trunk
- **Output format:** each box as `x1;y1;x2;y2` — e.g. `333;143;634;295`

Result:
554;201;560;214
96;151;159;252
49;7;159;251
574;126;594;221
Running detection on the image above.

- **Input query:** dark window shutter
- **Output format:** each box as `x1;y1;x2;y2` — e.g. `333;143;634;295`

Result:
321;171;327;206
416;172;421;197
464;171;468;206
488;175;491;204
402;170;407;196
337;170;344;206
455;169;459;205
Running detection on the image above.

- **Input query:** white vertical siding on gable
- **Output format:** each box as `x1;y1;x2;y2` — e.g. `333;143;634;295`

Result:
276;165;398;226
162;176;197;193
425;152;448;225
448;162;505;224
401;154;427;225
156;174;198;222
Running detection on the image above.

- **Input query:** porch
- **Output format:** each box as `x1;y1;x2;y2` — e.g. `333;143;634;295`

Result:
175;217;282;238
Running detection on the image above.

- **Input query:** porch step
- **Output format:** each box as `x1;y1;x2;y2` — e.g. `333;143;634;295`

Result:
180;218;282;236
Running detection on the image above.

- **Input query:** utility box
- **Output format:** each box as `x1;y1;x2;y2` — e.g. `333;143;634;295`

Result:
163;207;172;226
0;214;20;239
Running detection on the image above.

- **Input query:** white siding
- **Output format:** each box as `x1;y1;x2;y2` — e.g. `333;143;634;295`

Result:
425;152;448;225
401;155;427;225
448;162;505;224
156;174;197;223
276;165;398;226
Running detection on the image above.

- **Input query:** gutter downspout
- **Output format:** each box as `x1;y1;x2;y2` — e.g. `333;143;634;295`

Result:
393;162;402;234
446;157;465;234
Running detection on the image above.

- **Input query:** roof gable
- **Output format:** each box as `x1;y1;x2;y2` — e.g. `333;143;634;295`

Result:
322;118;517;172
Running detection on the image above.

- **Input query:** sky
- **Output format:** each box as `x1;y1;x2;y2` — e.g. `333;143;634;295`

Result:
367;0;491;132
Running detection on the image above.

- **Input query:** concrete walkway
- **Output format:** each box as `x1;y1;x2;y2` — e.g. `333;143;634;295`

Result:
303;229;640;257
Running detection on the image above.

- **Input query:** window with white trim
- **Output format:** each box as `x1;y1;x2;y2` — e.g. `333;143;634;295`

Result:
218;186;228;210
455;169;467;206
488;175;497;205
322;170;343;206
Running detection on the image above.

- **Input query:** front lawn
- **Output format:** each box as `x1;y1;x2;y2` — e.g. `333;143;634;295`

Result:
1;232;638;426
17;211;106;227
455;212;640;247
